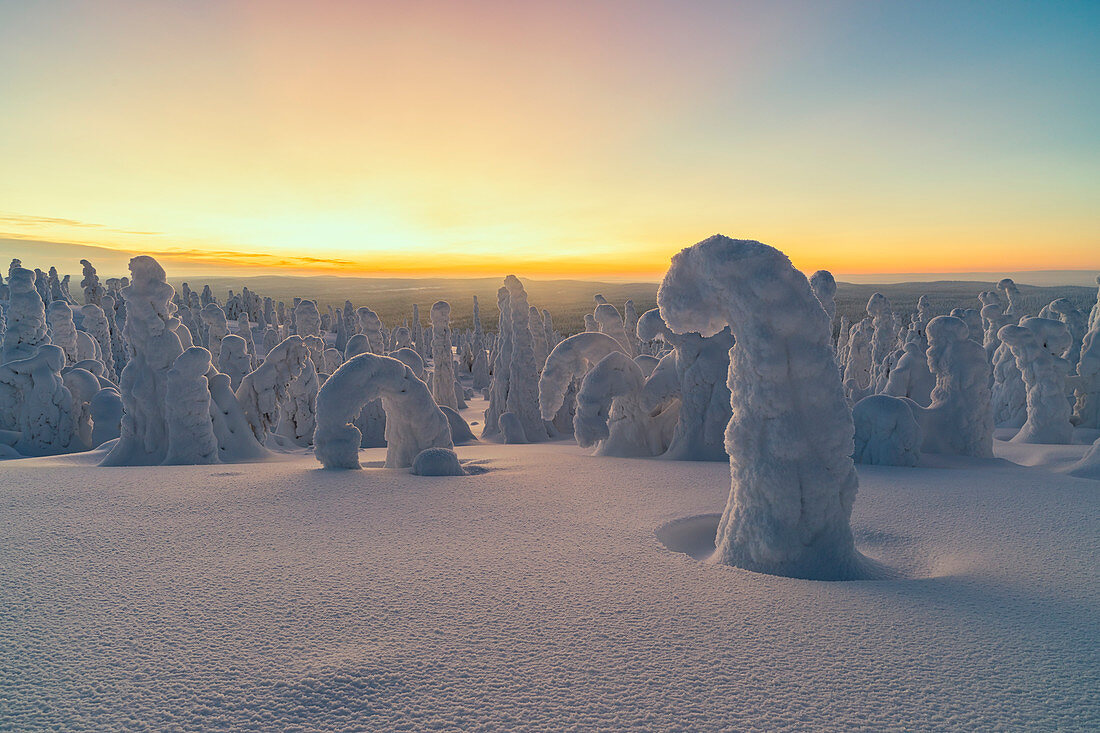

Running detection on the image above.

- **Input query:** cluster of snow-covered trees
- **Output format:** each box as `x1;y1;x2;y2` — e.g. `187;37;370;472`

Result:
4;241;1098;577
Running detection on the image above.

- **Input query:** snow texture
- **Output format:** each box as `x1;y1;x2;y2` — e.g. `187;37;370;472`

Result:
410;447;465;476
658;235;868;580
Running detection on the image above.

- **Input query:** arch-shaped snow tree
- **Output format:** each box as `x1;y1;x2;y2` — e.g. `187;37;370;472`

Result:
658;235;867;580
314;352;453;469
235;335;312;443
636;308;731;462
573;350;659;457
538;331;626;422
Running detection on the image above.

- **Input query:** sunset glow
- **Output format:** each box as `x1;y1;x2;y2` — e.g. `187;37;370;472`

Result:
2;1;1097;278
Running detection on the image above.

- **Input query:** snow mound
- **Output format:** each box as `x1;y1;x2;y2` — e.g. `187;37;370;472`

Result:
411;447;465;476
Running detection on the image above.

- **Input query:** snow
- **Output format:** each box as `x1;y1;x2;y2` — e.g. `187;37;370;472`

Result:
410;446;465;476
0;436;1095;731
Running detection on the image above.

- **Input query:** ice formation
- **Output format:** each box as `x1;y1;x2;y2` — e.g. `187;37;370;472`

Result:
314;353;452;469
430;301;458;409
852;394;922;466
102;257;185;466
658;236;867;580
998;318;1073;444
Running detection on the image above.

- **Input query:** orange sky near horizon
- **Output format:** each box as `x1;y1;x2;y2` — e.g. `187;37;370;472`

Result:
2;1;1097;279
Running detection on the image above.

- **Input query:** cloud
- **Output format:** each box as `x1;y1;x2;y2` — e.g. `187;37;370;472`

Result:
0;212;163;237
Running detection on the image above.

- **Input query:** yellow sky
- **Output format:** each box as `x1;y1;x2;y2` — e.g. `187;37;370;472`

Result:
1;1;1097;279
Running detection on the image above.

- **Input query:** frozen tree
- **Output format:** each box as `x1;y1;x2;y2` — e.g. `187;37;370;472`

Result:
3;267;48;364
636;308;731;461
852;394;922;466
7;346;77;456
391;326;412;351
909;316;994;457
623;300;641;355
75;329;99;363
498;411;526;444
997;278;1021;316
63;366;100;450
207;369;267;462
162;347;220;465
504;275;547;441
90;387;123;448
979;291;1012;361
843;318;873;395
584;313;598;332
1048;298;1087;370
530;305;549;368
430;301;458;409
998;318;1073;444
1088;275;1100;331
483;287;512;438
411;303;426;360
357;307;385;354
236;335;312;443
79;259;104;305
594;303;634;356
471;295;483;352
658;236;867;580
809;270;837;322
538;332;627;422
101;257;184;466
314;353;452;469
236;316;257;369
867;293;895;391
47;301;79;365
275;353;319;447
542;309;556;352
217;334;252;391
200;303;229;365
1071;319;1100;429
882;334;934;406
323;347;343;375
103;295;128;373
295;299;321;338
573;351;659;457
80;304;115;379
991;338;1027;428
472;347;490;390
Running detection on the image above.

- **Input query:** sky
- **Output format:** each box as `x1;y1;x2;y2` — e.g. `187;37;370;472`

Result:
1;0;1097;279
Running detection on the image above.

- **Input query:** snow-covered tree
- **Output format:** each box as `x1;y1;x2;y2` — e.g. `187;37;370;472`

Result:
163;347;220;465
315;353;453;469
102;256;184;466
538;331;626;423
294;299;321;338
912;315;994;457
357;307;385;354
998;318;1073;444
47;301;79;365
236;335;312;443
573;351;659;457
1071;318;1100;429
79;259;104;305
200;303;229;365
80;304;115;379
810;270;837;322
882;334;934;406
3;267;48;365
483;287;512;439
852;394;922;466
504;275;547;442
430;300;458;409
217;334;252;391
593;303;633;356
659;236;867;580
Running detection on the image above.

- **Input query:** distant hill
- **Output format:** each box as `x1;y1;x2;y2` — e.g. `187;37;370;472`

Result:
167;274;1098;337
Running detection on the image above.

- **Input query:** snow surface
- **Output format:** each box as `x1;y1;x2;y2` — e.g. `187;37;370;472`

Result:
0;426;1096;731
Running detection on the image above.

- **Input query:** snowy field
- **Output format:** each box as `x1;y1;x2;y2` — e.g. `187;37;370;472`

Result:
2;392;1097;731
